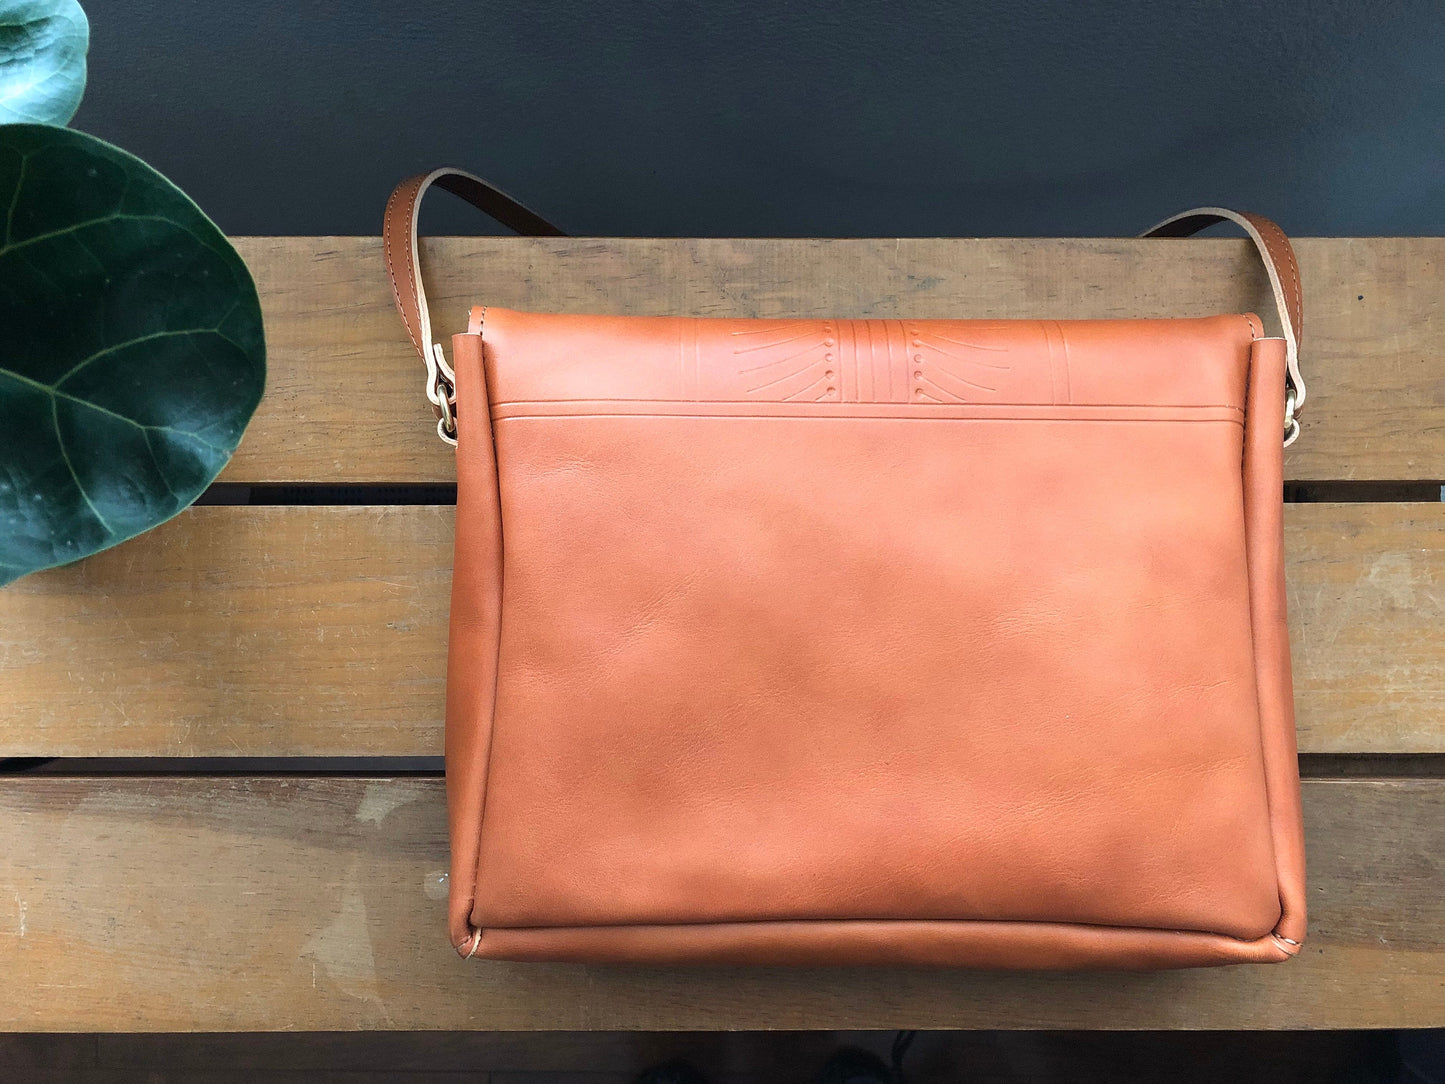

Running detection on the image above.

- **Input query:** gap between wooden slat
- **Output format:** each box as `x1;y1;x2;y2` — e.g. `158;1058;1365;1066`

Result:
4;754;1443;778
191;481;1444;506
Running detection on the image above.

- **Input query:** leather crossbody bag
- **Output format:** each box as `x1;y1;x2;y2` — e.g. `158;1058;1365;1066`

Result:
383;169;1307;969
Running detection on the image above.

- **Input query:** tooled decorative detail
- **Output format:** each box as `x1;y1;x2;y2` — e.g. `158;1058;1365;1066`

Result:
732;321;839;401
733;320;1013;404
906;323;1012;403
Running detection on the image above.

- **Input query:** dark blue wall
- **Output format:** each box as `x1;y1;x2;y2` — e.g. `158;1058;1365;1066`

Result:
73;1;1444;236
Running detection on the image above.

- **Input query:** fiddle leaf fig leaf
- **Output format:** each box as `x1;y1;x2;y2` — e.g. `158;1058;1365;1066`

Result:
0;124;266;585
0;0;89;125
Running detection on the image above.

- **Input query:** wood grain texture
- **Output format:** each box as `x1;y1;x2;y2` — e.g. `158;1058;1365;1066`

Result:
223;236;1443;484
0;776;1440;1031
1288;503;1445;753
0;505;452;757
1;503;1439;757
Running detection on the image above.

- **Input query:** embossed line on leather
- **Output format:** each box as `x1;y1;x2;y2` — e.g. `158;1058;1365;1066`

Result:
480;310;1255;411
489;403;1246;423
475;401;1274;939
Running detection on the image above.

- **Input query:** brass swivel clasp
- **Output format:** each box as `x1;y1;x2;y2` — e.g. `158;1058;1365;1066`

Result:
426;341;458;446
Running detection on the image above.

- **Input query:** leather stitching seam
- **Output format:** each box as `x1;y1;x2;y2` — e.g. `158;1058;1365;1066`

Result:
466;442;508;949
472;917;1291;948
384;177;426;360
1257;218;1303;336
402;181;424;351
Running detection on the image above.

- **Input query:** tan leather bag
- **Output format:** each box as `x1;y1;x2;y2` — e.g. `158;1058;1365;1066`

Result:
383;169;1307;969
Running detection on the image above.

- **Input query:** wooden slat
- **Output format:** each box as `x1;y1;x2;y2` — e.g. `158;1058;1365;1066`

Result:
1;505;452;758
1288;503;1445;753
1;776;1440;1031
225;236;1444;484
1;503;1439;757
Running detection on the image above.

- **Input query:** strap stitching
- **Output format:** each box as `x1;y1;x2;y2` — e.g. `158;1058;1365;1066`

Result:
403;187;421;348
1248;214;1303;338
384;177;426;360
403;179;425;353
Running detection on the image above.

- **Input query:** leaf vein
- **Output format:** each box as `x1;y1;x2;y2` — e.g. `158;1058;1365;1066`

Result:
0;213;221;259
51;327;227;388
51;396;113;535
0;366;232;454
4;151;28;247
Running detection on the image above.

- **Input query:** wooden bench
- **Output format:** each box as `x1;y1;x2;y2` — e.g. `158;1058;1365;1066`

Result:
1;236;1441;1032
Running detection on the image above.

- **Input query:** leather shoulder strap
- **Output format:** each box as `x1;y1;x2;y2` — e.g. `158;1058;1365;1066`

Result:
1141;207;1304;417
382;172;1304;441
383;167;564;362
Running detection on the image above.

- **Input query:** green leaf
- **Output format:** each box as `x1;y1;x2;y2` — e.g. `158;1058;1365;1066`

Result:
0;124;265;585
0;0;88;126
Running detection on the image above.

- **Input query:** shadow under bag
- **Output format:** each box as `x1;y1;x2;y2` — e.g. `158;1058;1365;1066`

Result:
383;169;1307;968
